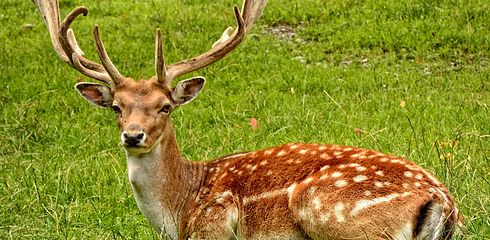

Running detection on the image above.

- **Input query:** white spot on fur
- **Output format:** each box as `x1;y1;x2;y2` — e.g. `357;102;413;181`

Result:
320;153;331;160
370;165;377;169
391;159;402;163
266;170;273;176
290;144;299;150
374;181;383;188
353;175;368;182
310;150;318;155
319;174;329;181
244;187;288;204
287;183;297;198
312;197;321;210
264;149;274;155
334;202;346;222
414;182;422;188
401;192;412;197
260;160;268;166
364;191;372;196
343;147;353;152
320;213;330;223
348;163;361;167
374;152;385;157
350;153;360;158
276;150;287;157
350;194;399;216
318;146;327;151
415;173;424;180
333;151;342;156
404;171;414;178
299;149;309;154
338;164;346;169
320;165;330;171
330;145;341;150
356;166;367;172
402;183;410;189
375;170;384;176
335;179;348;188
298;208;309;220
332;171;343;178
303;177;314;184
379;157;389;162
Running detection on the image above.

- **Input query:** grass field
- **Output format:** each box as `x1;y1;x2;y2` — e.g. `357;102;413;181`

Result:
0;0;489;238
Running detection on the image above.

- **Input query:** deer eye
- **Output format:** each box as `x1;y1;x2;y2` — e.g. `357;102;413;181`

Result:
112;105;122;114
159;104;172;114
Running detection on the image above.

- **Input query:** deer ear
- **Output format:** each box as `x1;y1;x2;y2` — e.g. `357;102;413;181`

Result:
74;82;113;108
172;77;205;106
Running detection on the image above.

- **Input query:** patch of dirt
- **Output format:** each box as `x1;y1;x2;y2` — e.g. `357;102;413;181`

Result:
264;24;296;40
264;24;308;44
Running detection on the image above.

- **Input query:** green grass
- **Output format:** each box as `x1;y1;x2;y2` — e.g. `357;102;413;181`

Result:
0;0;488;238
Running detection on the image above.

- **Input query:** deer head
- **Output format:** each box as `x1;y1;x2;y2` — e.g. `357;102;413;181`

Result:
33;0;266;154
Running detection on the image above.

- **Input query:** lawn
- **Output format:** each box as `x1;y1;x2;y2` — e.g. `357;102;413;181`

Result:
0;0;488;238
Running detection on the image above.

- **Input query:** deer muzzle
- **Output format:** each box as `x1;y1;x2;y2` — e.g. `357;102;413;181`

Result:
121;124;146;148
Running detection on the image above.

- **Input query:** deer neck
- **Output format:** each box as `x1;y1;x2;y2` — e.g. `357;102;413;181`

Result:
125;122;205;239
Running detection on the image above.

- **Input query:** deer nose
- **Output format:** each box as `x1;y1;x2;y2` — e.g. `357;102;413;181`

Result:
122;127;146;147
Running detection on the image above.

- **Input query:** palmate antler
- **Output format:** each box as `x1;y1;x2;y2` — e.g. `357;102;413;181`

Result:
33;0;267;89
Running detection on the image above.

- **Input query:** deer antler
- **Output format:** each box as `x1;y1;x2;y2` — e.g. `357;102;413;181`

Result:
34;0;266;88
156;0;267;87
33;0;122;88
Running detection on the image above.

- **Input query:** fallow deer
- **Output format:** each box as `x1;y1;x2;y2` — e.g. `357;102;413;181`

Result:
33;0;460;239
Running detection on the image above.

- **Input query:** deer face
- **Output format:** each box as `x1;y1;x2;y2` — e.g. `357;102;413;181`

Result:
75;76;205;154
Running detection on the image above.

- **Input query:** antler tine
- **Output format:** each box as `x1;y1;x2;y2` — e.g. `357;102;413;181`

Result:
155;28;168;86
33;0;121;87
93;25;123;86
59;7;105;73
71;53;113;83
163;0;267;85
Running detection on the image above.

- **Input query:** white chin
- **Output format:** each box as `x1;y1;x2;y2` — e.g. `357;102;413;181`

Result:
124;145;153;154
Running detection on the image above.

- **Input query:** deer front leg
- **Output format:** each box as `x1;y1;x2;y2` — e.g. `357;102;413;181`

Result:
182;191;240;240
